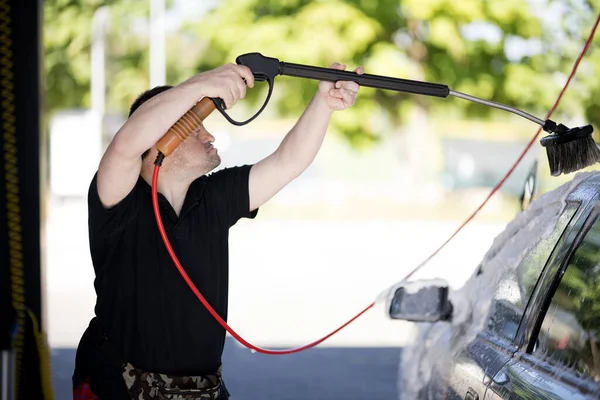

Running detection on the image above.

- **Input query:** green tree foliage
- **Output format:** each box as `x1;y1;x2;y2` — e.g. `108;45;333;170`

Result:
44;0;179;116
44;0;600;148
45;0;139;115
182;0;599;147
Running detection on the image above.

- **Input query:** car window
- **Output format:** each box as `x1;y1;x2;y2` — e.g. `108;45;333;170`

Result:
533;214;600;382
486;203;579;343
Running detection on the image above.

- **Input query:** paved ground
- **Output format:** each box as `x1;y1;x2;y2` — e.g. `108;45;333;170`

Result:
45;196;506;399
52;341;403;399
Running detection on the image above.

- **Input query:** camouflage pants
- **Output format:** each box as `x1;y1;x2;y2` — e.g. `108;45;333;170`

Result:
122;362;224;400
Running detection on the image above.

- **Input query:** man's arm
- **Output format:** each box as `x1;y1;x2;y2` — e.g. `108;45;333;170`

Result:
96;64;254;208
248;63;362;212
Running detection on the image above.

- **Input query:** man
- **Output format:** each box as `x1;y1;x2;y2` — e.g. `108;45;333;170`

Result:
72;61;363;399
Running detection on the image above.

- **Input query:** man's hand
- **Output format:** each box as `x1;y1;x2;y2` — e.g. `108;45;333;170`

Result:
183;63;255;109
97;63;255;209
316;63;364;111
248;62;365;212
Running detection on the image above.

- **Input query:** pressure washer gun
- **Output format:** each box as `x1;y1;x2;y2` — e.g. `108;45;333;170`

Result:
155;52;600;176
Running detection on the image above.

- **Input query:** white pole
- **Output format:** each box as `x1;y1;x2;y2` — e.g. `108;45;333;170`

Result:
150;0;166;87
91;7;109;116
89;6;110;170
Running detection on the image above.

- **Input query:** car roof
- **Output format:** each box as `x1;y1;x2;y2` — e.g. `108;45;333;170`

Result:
562;170;600;204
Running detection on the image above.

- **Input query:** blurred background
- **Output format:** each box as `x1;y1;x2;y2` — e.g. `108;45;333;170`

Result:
43;0;600;398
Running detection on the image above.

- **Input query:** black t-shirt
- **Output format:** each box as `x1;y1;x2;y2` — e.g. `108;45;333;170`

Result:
77;164;257;392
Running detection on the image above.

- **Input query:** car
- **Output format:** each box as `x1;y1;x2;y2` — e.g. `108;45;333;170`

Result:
387;170;600;400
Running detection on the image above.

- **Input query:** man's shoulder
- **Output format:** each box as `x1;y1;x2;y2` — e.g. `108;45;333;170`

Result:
88;171;146;201
205;164;253;183
200;165;253;198
87;170;146;229
207;164;253;175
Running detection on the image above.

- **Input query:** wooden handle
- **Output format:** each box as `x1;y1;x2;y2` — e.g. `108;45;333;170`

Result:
155;97;217;157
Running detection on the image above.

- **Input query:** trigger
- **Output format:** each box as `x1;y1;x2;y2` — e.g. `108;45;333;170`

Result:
211;97;227;110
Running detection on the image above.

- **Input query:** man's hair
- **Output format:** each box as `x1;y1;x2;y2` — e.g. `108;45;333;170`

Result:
129;85;173;161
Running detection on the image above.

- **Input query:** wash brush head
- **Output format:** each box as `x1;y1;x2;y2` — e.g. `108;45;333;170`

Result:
540;123;600;176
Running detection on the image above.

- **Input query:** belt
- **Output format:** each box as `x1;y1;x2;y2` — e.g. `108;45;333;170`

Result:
87;318;227;400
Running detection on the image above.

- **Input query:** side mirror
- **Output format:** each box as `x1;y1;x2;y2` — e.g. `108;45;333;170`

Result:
520;159;538;211
387;279;453;322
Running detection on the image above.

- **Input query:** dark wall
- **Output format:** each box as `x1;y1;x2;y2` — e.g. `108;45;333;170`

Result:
0;0;45;398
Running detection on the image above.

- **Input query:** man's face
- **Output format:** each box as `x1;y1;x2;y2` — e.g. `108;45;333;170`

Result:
164;123;221;177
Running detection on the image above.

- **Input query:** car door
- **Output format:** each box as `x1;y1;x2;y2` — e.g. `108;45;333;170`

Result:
485;202;600;399
442;332;516;400
441;200;583;400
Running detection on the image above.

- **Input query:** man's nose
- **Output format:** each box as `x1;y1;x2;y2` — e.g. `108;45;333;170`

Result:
204;132;215;142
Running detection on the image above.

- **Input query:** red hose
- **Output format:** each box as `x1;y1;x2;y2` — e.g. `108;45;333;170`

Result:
152;164;375;355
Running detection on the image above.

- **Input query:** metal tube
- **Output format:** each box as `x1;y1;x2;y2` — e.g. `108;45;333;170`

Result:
449;90;545;127
1;350;15;400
